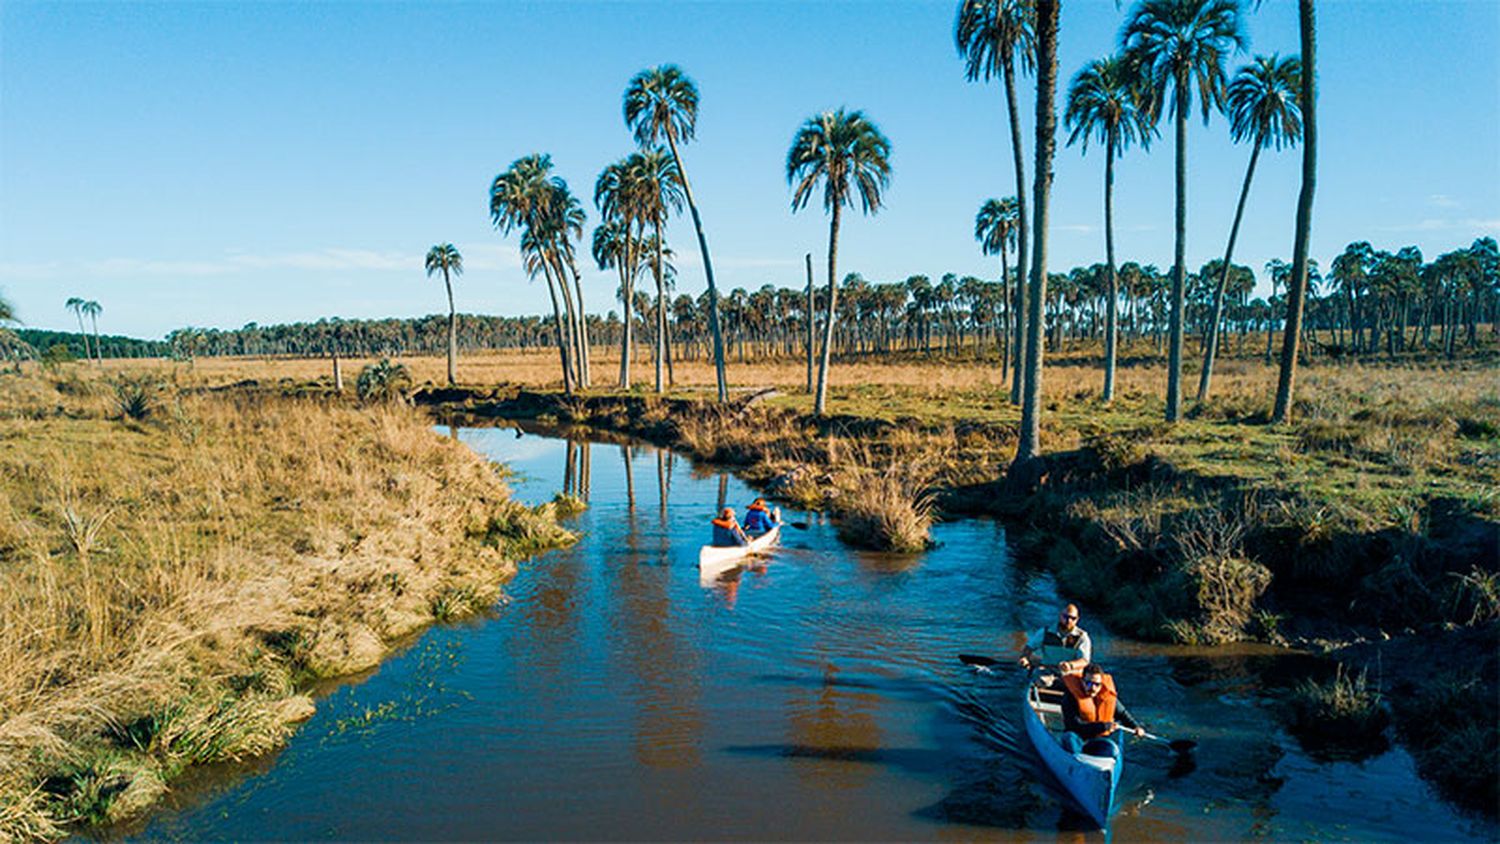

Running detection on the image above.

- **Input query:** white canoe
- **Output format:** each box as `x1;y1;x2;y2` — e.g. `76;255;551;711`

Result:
1022;677;1122;829
698;524;780;577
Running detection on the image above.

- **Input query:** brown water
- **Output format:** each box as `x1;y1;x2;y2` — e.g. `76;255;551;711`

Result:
118;425;1494;841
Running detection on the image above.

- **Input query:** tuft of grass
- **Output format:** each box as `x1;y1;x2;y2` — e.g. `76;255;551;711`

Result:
550;492;587;517
831;447;938;553
1285;664;1390;749
429;584;482;622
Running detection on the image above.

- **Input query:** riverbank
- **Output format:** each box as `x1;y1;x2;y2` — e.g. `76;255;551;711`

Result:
0;371;573;840
405;362;1497;816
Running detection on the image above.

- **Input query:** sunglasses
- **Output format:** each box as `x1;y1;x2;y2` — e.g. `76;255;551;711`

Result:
1060;614;1079;620
1082;678;1102;689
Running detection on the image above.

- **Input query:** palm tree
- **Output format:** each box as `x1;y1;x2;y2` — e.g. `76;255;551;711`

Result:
82;300;103;363
975;196;1020;382
1064;54;1155;402
1272;0;1317;424
1123;0;1246;421
624;64;729;402
787;108;893;416
425;243;463;386
491;153;575;393
1197;54;1300;400
955;0;1035;405
65;297;92;362
1014;0;1059;468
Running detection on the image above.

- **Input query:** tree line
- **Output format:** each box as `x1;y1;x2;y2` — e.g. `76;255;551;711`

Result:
135;232;1497;375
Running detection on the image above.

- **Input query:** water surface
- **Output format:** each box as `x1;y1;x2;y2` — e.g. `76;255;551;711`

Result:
124;425;1493;841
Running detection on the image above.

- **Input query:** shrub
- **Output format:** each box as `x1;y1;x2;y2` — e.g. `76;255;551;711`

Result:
110;376;162;421
355;359;412;402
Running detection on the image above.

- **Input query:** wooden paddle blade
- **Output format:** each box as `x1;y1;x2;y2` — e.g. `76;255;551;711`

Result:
958;653;1003;668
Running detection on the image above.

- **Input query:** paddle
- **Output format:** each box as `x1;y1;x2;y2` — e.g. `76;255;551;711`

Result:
1136;730;1197;754
958;653;1008;669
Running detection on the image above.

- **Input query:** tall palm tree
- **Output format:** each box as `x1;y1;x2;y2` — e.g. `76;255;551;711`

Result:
82;300;103;363
65;296;92;361
425;243;464;385
1064;54;1155;402
956;0;1035;404
1123;0;1246;421
787;108;893;416
1197;54;1301;400
624;64;729;402
1014;0;1059;468
974;196;1019;381
491;153;575;393
1273;0;1318;423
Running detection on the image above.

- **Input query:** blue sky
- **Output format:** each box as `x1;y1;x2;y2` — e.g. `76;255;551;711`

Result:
2;0;1496;339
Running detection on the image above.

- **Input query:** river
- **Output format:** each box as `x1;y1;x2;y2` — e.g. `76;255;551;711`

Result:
121;424;1493;841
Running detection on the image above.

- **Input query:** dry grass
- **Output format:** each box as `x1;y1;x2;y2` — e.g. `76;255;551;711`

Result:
0;371;571;839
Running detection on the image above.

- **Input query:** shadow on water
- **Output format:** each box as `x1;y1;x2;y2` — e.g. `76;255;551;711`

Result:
116;421;1498;843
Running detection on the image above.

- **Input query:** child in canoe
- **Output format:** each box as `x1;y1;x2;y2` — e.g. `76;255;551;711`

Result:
742;498;779;534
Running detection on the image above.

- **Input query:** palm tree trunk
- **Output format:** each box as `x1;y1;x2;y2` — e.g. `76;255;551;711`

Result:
541;259;575;394
1016;0;1057;465
444;270;457;386
1103;136;1119;403
805;252;815;393
548;250;584;388
1000;244;1011;384
664;130;728;402
815;204;842;415
89;315;102;364
1198;143;1262;402
73;311;92;361
1003;55;1029;406
1166;88;1189;422
654;214;666;393
1272;0;1317;424
619;262;633;388
565;255;591;388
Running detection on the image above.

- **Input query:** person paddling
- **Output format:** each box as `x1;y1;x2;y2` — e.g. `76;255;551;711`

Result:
1019;603;1092;675
743;497;778;533
711;507;749;547
1060;662;1145;755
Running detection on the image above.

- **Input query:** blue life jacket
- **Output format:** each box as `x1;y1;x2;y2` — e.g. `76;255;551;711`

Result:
743;506;775;532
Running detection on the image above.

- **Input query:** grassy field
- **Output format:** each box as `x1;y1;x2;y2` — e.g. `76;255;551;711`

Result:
0;369;572;840
110;344;1499;520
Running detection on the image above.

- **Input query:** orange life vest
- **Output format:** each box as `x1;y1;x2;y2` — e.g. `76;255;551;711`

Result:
748;502;769;513
1063;673;1119;727
711;517;737;529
